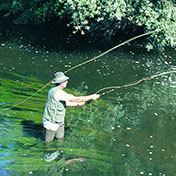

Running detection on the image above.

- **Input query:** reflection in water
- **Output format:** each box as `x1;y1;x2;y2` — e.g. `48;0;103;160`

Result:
0;39;176;175
21;120;44;140
42;140;66;176
42;141;86;175
44;156;66;176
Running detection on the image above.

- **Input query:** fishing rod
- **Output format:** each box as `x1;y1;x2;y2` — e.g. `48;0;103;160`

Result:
96;70;176;95
1;29;163;111
85;70;176;104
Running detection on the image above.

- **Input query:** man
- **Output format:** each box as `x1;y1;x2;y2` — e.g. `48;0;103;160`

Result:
43;72;100;143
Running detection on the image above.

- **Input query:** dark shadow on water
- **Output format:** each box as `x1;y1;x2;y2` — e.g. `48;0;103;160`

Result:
0;13;142;52
21;120;72;142
4;106;40;112
21;120;44;141
0;114;22;121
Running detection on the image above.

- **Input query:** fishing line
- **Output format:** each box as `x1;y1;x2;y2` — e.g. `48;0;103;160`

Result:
80;70;174;120
64;29;161;74
1;80;52;112
96;70;176;96
1;29;162;111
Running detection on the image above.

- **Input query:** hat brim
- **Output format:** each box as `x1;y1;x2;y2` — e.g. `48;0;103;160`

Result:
52;76;69;84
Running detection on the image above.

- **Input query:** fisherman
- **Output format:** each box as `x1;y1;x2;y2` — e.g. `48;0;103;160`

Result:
43;72;100;143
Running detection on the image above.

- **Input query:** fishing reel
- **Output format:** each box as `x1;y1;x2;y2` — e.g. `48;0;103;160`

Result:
86;100;92;104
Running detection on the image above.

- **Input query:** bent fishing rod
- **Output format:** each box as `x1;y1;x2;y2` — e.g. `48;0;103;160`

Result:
96;70;176;95
1;29;163;111
85;70;176;104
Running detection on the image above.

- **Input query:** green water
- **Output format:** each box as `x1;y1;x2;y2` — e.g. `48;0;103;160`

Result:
0;38;176;175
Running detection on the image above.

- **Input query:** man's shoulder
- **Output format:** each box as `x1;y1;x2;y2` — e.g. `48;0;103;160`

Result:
49;86;61;92
54;88;67;96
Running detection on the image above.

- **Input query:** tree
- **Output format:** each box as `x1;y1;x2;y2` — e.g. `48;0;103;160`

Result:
0;0;176;50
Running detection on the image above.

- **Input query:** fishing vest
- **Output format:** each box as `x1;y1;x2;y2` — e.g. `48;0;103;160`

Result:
43;86;66;123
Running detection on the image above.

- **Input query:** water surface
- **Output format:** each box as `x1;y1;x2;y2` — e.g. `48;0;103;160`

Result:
0;37;176;176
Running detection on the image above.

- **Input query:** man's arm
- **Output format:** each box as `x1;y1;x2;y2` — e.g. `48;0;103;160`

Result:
69;94;100;102
66;101;85;107
66;94;100;107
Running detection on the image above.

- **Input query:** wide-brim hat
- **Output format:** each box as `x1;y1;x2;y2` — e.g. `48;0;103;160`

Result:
52;72;69;84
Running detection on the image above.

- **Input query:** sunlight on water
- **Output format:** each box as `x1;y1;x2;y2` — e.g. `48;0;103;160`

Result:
0;39;176;175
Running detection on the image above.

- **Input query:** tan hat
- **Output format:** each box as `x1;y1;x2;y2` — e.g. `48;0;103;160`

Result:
52;72;69;84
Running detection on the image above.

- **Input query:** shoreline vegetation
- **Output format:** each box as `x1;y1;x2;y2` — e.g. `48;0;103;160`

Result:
0;0;176;51
0;1;176;175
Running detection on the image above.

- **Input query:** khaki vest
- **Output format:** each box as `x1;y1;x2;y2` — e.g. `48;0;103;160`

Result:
43;86;66;123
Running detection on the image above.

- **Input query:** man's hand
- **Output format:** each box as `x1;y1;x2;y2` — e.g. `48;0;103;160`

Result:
91;94;100;100
78;102;85;106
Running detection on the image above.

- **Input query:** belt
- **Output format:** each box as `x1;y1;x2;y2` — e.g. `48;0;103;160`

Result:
44;119;64;126
54;122;64;126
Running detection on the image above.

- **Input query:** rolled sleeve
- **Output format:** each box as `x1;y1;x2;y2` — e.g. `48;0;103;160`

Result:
54;90;74;102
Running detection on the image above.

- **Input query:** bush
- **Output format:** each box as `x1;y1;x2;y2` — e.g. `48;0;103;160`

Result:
0;0;176;49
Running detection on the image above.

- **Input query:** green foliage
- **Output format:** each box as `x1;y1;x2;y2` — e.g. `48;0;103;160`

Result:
0;0;176;49
1;65;176;175
0;73;125;175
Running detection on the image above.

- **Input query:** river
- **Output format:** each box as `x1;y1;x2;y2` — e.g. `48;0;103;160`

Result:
0;24;176;176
